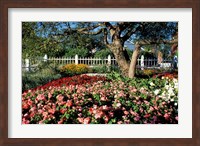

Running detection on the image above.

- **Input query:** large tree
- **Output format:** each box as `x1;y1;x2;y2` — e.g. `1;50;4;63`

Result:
23;22;178;78
62;22;177;78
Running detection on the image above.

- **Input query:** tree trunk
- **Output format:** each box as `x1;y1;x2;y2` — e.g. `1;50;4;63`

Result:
110;39;130;77
128;44;140;78
157;51;163;64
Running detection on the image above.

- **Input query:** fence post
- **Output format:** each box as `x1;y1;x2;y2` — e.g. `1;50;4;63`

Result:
43;54;48;62
25;59;30;71
141;55;144;70
107;55;111;72
75;54;78;65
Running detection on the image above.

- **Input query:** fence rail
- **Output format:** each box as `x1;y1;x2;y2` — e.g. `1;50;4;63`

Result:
22;54;174;71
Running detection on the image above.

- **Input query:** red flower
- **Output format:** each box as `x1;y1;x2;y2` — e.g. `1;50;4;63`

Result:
60;108;67;114
22;103;29;110
144;114;151;118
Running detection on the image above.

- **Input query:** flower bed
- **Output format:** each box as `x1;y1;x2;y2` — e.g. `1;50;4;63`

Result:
22;74;178;124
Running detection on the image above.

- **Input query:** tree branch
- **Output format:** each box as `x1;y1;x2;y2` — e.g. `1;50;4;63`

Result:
122;24;141;41
138;39;178;46
77;28;103;35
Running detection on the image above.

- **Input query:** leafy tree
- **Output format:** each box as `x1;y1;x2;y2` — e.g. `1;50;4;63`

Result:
94;48;114;58
23;22;178;78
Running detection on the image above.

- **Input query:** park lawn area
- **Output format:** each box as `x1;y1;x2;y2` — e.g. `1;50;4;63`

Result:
22;72;178;124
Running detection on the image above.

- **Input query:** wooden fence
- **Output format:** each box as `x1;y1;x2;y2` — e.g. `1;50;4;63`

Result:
22;54;173;71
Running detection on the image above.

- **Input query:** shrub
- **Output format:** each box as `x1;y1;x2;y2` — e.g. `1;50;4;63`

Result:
94;48;114;58
22;70;61;92
91;65;109;73
22;62;62;92
60;64;89;76
64;48;89;58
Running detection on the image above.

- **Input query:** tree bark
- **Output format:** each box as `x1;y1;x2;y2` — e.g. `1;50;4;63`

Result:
109;39;130;77
128;43;140;78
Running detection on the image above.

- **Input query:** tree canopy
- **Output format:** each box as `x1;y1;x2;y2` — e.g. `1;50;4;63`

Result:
22;22;178;77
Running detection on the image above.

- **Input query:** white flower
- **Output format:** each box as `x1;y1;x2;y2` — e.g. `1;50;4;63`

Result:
168;88;174;95
174;83;178;89
165;85;169;90
174;102;178;106
170;98;174;102
173;78;178;83
150;82;155;86
154;89;160;95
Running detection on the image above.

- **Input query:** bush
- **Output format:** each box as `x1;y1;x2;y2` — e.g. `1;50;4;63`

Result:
22;70;61;92
64;48;89;58
59;64;89;76
22;62;62;92
94;48;114;58
88;65;121;74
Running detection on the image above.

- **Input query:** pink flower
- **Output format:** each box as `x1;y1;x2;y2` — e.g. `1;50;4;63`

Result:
23;113;29;119
154;106;158;110
83;117;91;124
153;116;157;122
134;116;140;121
42;112;48;117
77;117;84;123
36;94;46;101
78;113;82;117
175;116;178;121
60;108;67;114
66;100;73;107
144;100;149;105
57;94;64;102
29;112;35;118
48;93;52;99
22;118;30;124
102;105;110;111
130;109;138;116
22;102;29;110
124;111;129;115
117;121;123;124
144;114;151;118
104;115;110;123
139;107;144;113
164;113;170;120
48;108;55;114
116;103;121;108
94;111;104;119
27;99;33;106
58;119;64;124
149;106;154;112
100;96;107;101
108;112;114;117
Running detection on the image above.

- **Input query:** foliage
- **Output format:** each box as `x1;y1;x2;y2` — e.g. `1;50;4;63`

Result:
22;22;65;58
59;64;89;76
22;62;62;91
64;48;90;58
22;71;61;92
94;48;114;58
22;75;178;124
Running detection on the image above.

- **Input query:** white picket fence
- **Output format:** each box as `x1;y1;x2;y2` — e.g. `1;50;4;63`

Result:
22;54;173;71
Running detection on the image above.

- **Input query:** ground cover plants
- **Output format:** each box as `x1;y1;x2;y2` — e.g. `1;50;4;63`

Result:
22;72;178;124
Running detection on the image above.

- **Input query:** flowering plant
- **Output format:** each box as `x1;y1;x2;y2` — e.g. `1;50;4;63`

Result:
22;74;178;124
60;64;89;76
